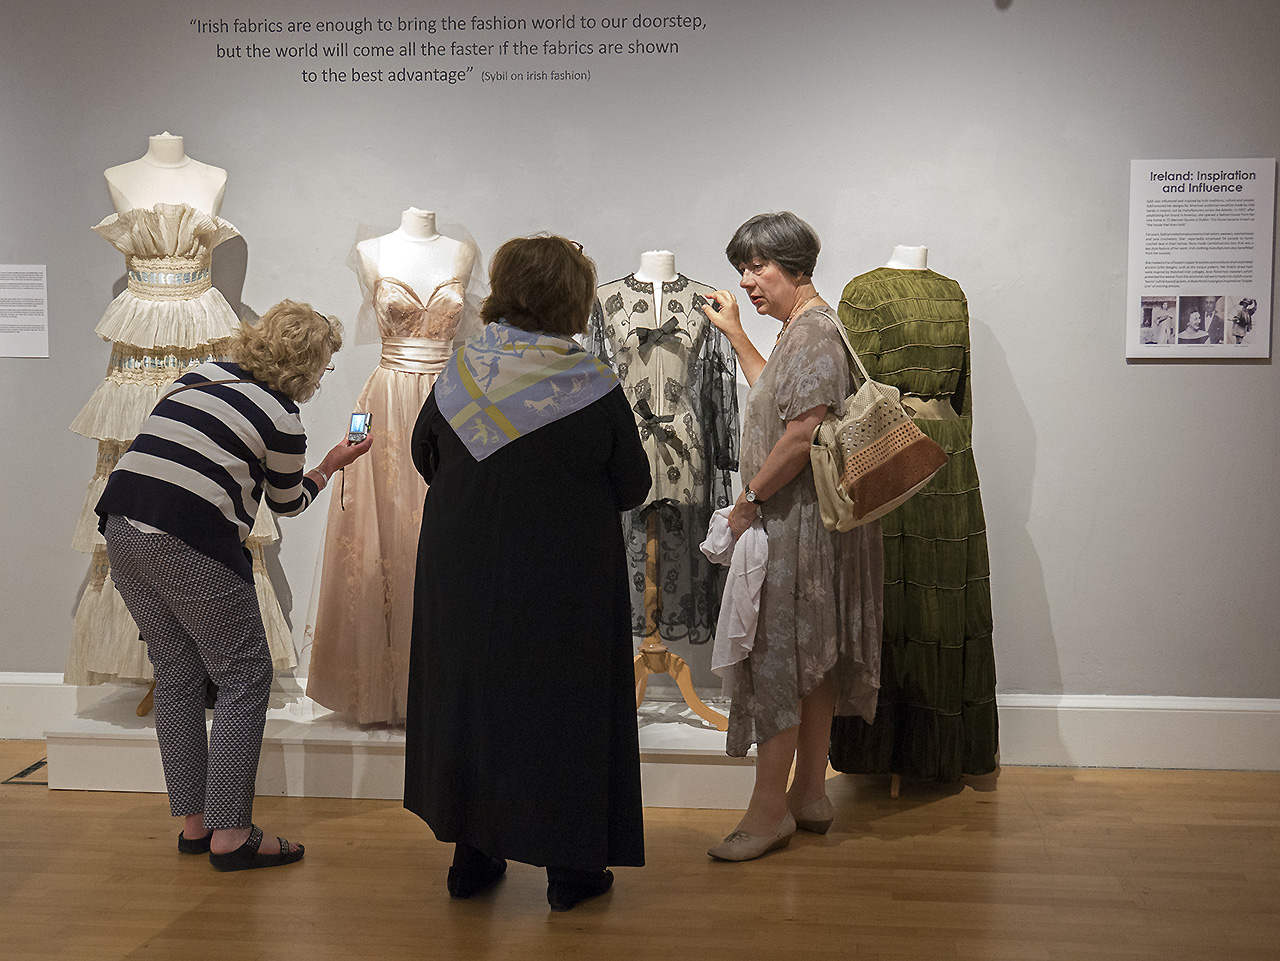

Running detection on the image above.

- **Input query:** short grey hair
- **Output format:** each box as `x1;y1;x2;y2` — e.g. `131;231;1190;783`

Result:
725;211;821;279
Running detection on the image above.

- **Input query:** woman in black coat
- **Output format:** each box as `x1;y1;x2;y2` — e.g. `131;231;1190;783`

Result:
404;235;651;911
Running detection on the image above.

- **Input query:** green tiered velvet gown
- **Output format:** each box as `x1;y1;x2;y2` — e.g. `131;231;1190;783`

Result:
827;267;998;781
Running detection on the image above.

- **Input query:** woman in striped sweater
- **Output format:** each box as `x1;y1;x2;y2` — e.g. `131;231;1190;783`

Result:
96;299;371;871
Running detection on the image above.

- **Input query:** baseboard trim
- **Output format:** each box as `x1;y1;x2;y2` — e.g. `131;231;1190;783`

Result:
996;694;1280;770
4;675;1278;771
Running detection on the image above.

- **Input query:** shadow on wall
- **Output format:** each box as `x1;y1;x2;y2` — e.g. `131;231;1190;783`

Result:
213;236;253;324
969;318;1060;704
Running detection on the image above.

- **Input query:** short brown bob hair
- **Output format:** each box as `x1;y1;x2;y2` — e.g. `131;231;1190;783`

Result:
230;299;342;403
480;235;597;337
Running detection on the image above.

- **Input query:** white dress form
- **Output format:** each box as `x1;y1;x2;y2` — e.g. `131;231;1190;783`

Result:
354;208;477;304
634;249;678;285
104;132;227;215
884;245;928;270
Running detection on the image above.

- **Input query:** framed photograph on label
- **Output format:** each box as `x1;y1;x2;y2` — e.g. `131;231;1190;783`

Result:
1126;158;1275;359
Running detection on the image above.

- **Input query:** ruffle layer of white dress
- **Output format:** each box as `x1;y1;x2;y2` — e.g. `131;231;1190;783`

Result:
94;287;238;350
72;374;206;441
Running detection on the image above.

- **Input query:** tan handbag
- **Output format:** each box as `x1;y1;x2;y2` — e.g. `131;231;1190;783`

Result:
810;310;948;532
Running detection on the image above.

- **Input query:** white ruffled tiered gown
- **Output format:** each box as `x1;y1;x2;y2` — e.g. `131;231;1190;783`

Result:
65;203;296;684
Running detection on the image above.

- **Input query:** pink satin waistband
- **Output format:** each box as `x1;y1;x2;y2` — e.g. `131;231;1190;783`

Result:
380;336;453;375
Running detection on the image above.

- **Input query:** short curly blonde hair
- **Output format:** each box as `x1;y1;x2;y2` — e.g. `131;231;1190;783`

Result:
229;300;342;402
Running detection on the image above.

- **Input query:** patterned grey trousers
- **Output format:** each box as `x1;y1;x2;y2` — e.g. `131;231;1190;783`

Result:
104;515;273;829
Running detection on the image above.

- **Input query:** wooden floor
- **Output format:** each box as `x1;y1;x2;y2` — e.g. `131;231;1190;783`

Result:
2;739;1278;961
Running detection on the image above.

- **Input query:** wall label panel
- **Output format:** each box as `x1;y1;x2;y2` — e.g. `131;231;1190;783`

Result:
0;265;49;358
1126;158;1275;359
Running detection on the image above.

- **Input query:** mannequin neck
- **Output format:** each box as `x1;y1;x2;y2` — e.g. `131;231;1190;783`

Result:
884;245;928;270
399;208;438;240
143;132;190;168
635;250;677;284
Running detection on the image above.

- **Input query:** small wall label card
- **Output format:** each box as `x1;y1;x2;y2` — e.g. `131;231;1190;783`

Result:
0;265;48;358
1126;158;1274;359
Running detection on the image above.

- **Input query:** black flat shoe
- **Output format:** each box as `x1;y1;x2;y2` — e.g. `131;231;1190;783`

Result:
209;825;304;872
546;867;613;912
446;859;507;899
177;830;212;855
446;844;507;899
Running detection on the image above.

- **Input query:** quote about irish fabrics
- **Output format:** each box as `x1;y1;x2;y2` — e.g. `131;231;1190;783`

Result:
190;13;710;85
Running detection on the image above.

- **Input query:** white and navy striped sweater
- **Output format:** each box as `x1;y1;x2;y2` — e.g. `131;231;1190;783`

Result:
96;361;320;582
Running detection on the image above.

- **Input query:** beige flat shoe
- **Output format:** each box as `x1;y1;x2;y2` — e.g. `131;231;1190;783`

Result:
791;795;835;834
707;812;796;861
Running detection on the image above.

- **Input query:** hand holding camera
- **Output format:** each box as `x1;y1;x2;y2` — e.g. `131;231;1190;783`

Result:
315;414;374;485
348;412;372;444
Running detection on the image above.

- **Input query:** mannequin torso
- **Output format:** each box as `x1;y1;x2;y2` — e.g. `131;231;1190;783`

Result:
634;249;678;286
103;133;227;215
356;208;477;312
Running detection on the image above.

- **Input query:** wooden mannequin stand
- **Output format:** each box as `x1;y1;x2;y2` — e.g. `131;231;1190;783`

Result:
633;513;728;731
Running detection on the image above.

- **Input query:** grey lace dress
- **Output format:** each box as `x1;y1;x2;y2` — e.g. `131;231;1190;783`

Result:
590;273;739;647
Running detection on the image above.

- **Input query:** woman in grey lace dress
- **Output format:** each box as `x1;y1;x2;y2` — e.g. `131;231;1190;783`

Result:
700;212;883;861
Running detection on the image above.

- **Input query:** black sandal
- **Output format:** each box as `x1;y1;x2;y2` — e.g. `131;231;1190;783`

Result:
178;830;212;855
209;825;305;872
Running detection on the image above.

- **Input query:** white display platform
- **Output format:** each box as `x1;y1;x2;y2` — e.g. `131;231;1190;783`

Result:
44;683;754;809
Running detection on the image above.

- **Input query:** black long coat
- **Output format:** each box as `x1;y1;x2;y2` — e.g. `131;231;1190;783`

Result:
404;384;651;869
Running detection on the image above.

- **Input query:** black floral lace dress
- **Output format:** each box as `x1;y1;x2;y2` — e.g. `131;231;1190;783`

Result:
589;274;739;647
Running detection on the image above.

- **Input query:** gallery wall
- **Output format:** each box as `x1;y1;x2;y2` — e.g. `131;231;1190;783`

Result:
1;0;1277;702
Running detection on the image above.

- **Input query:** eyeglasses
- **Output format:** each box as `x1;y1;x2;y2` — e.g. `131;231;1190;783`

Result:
568;240;584;252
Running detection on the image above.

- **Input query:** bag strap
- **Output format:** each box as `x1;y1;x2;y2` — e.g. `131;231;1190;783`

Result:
813;306;872;388
162;377;258;401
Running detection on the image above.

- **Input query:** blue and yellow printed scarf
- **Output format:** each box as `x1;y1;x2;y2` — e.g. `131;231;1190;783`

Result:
433;321;618;460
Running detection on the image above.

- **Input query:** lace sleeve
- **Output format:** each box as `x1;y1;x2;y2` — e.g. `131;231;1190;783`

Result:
587;297;612;365
692;293;739;510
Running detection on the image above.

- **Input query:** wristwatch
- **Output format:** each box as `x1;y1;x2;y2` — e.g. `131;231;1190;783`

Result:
745;486;764;504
